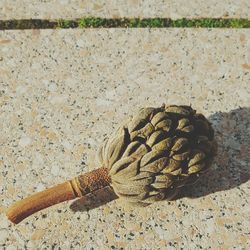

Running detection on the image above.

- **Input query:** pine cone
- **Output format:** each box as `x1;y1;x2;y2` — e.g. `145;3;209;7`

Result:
97;105;217;205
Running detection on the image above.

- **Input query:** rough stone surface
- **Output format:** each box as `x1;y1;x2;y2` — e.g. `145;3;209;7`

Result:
0;29;250;249
0;1;250;19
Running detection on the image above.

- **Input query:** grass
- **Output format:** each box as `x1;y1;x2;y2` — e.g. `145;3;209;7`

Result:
0;18;249;30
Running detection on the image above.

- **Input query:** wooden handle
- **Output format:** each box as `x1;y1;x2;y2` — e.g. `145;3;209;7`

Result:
6;167;111;224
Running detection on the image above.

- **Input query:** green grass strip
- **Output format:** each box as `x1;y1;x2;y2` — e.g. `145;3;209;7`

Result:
0;18;249;29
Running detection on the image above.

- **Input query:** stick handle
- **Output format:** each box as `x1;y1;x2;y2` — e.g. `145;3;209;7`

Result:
6;167;111;224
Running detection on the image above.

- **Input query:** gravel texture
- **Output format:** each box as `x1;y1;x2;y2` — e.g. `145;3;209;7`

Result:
0;29;249;249
0;0;250;20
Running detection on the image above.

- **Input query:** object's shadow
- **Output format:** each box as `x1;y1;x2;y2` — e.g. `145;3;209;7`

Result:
70;186;118;212
177;107;250;199
71;107;250;212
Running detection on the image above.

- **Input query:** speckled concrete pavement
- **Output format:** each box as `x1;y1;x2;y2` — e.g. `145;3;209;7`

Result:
0;0;250;20
0;29;250;249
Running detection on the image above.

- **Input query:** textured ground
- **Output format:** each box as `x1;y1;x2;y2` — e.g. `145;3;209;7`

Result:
1;0;250;20
0;29;250;249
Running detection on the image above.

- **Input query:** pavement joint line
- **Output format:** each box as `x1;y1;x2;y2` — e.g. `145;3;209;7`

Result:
0;17;250;29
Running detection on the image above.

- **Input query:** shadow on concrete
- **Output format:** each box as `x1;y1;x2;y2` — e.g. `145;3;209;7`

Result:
70;107;250;212
177;107;250;199
70;186;118;212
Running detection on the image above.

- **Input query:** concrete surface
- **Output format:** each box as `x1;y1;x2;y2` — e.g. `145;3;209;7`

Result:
0;0;250;20
0;29;250;249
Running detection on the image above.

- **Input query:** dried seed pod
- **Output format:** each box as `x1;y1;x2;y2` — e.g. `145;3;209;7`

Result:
99;104;217;205
7;104;217;224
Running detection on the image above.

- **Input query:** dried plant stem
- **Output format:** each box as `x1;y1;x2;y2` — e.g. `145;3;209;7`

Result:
6;167;111;224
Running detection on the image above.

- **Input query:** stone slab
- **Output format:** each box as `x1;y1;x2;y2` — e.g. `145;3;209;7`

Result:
0;29;250;249
0;1;250;20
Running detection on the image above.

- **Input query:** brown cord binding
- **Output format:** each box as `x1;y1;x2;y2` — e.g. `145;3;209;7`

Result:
6;167;111;224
